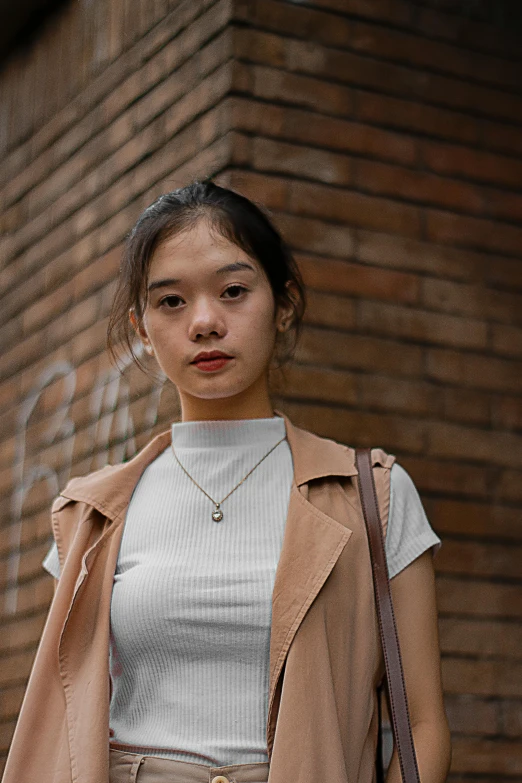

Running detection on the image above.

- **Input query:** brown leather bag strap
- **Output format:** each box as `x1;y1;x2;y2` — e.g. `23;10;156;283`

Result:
355;447;421;783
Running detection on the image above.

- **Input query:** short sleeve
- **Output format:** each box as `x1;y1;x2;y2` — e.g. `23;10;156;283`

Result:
385;462;441;580
42;541;61;579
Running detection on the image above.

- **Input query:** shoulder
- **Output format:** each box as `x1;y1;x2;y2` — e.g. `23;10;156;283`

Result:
389;462;423;500
51;463;122;511
59;462;122;496
52;428;173;517
282;413;396;485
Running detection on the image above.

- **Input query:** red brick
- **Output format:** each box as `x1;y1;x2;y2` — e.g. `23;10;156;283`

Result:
0;684;26;720
280;400;426;453
495;468;522;505
18;533;56;577
354;158;486;214
444;694;499;736
4;61;231;267
358;299;487;350
440;617;522;659
502;701;522;738
275;365;358;407
307;0;413;27
492;395;522;432
356;230;488;281
289;180;422;237
297;255;419;303
485;188;522;225
436;539;522;580
436;576;522;619
440;387;490;426
416;6;522;61
426;346;522;394
488;256;522;291
427;419;522;468
0;315;22;355
357;375;439;417
21;278;76;336
273;212;356;258
303;289;357;331
425;278;522;330
283;24;522;124
2;0;224;197
398;456;490;498
451;737;522;775
426;209;522;257
0;612;46;654
231;96;418;167
483;119;522;158
70;319;110;367
0;721;16;755
8;573;53;615
426;497;522;540
0;649;35;688
442;658;522;698
422;140;522;190
250;63;354;117
349;19;519;91
234;0;353;50
252;136;353;187
355;90;480;145
295;325;423;378
233;27;287;69
491;324;522;358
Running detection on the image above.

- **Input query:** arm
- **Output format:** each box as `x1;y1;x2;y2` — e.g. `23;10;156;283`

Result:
385;550;452;783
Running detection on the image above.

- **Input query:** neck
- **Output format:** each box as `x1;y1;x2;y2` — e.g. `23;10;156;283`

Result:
179;379;275;422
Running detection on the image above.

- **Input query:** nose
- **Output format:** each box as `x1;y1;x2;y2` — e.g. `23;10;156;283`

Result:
189;295;225;340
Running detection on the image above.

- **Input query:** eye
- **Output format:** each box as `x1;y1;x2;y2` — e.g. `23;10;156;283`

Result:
159;294;184;308
222;285;247;299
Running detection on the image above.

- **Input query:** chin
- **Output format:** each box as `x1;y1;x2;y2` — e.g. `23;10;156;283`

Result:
191;386;249;401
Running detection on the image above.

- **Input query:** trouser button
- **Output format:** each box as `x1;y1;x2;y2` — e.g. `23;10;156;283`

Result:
211;777;229;783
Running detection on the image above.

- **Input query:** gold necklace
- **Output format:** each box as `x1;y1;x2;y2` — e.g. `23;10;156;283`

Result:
171;434;287;522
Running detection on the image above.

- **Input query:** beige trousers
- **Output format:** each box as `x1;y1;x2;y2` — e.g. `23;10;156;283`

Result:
109;748;270;783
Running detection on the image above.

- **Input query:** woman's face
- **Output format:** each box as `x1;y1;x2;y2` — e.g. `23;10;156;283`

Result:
131;218;292;420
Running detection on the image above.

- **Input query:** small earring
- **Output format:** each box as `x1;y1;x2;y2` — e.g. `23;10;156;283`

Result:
145;345;154;355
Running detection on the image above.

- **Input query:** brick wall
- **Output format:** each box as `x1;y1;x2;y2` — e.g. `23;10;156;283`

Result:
1;0;521;778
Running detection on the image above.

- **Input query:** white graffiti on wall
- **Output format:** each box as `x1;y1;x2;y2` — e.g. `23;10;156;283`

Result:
6;344;166;614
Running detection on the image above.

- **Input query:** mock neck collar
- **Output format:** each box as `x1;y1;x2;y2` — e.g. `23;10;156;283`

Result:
170;414;285;450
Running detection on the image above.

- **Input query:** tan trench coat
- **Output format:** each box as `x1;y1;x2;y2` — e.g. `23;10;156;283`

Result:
3;411;396;783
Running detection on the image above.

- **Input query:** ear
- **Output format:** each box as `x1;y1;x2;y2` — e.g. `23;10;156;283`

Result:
276;281;298;332
129;308;154;355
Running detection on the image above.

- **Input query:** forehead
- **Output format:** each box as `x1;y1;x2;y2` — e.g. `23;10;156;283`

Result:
149;219;259;272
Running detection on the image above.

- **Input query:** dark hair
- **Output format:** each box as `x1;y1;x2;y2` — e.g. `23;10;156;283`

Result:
107;179;307;381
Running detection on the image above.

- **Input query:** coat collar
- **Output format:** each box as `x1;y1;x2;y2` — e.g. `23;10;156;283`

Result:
59;410;358;522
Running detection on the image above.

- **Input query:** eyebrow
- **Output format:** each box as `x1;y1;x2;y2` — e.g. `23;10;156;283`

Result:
147;262;256;292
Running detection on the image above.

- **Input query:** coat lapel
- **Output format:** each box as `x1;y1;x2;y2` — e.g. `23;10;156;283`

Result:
265;412;358;756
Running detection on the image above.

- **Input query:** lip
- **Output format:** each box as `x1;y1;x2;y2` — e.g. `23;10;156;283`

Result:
192;357;233;373
191;350;233;363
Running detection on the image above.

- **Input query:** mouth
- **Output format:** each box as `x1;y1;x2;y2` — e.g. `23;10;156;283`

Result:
191;354;234;372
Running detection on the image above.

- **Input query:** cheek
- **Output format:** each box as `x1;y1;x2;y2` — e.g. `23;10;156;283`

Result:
145;312;182;351
247;290;277;331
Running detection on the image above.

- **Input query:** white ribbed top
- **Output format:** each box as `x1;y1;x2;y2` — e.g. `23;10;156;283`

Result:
42;415;440;766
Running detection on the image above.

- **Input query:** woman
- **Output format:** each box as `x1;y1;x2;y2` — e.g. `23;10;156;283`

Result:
5;180;451;783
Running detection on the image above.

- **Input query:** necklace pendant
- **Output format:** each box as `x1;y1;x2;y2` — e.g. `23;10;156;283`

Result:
212;504;223;522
